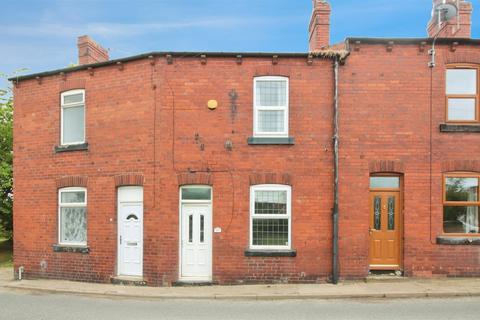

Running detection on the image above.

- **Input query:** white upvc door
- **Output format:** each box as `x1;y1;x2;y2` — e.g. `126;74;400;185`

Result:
180;204;212;281
117;187;143;277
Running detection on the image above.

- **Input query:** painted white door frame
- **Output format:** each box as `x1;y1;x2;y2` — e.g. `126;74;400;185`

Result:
178;185;213;282
117;186;144;277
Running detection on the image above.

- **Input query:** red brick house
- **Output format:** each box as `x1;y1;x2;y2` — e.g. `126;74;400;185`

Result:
10;0;480;285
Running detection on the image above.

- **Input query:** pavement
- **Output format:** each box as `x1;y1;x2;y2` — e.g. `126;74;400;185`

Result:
1;268;480;300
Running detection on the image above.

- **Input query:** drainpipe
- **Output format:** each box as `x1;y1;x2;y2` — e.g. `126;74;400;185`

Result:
332;57;340;284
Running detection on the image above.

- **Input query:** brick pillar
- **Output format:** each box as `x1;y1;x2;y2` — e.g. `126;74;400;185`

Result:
427;0;472;38
309;0;331;51
77;35;109;65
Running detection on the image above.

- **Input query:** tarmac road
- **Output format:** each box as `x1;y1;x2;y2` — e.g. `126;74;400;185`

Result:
0;288;479;320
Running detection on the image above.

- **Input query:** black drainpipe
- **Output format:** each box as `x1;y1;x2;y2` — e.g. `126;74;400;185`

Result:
332;56;340;284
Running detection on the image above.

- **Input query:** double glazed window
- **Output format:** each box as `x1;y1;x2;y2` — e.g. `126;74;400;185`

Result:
253;76;289;137
443;174;479;234
61;89;85;145
58;188;87;245
250;185;291;249
446;67;478;122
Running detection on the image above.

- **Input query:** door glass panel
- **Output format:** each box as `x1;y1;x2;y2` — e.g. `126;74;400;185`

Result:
373;196;381;230
188;215;193;243
388;196;395;230
126;214;138;221
200;215;205;243
370;177;400;188
182;187;211;200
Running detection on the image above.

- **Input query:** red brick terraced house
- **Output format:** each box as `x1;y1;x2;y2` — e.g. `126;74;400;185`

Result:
10;0;480;285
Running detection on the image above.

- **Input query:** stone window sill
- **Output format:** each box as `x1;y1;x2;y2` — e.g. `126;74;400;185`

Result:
54;142;89;153
247;137;295;145
53;244;90;253
439;124;480;133
244;249;297;257
436;236;480;245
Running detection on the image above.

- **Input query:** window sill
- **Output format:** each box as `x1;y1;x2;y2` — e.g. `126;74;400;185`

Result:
436;236;480;245
247;137;295;145
54;142;89;153
439;124;480;133
244;249;297;257
53;244;90;253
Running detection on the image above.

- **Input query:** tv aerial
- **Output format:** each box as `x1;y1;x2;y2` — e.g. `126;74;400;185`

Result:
428;0;460;68
433;0;459;28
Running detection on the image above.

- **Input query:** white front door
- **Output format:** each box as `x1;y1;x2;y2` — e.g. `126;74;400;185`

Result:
180;204;212;281
118;187;143;277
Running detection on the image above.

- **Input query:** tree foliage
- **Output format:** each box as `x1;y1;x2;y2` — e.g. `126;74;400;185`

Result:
0;74;13;239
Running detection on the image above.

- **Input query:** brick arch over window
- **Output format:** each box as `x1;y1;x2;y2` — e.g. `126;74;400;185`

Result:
444;52;480;65
249;173;292;186
59;79;86;93
441;160;480;173
56;176;88;188
177;172;213;186
369;160;405;174
253;66;291;78
114;174;145;187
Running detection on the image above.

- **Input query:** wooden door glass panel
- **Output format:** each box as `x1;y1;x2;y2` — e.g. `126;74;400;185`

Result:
374;196;381;230
388;196;395;230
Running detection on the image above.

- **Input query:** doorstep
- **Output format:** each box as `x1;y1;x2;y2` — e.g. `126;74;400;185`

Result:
110;276;147;286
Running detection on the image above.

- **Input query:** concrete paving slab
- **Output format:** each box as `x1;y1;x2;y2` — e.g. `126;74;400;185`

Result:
2;268;480;301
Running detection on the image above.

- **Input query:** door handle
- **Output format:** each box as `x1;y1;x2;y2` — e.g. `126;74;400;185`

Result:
120;235;122;244
369;228;375;235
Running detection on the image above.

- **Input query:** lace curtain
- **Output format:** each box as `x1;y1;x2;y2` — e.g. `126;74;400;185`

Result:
61;207;86;244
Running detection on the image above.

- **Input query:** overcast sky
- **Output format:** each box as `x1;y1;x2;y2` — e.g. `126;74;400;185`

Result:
1;0;479;79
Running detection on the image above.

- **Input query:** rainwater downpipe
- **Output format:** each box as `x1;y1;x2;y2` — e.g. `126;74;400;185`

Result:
332;57;340;284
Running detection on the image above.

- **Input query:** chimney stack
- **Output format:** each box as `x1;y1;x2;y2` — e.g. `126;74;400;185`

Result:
77;35;109;65
309;0;331;51
427;0;472;38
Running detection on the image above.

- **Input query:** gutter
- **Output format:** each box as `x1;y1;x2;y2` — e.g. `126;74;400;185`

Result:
346;37;480;45
9;51;312;82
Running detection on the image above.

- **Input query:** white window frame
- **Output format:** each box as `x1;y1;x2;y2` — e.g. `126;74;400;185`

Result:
249;184;292;250
253;76;289;137
60;89;86;145
58;187;87;246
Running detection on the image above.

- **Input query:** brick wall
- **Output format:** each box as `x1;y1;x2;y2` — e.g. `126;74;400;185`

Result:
13;56;336;285
339;42;480;279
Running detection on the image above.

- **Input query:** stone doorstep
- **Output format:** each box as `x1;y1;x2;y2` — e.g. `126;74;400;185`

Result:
110;276;147;286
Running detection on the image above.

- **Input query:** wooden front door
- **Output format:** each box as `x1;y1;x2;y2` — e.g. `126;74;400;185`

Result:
369;191;402;270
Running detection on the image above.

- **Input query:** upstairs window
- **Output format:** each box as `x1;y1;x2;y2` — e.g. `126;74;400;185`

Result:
61;89;85;145
253;76;289;137
443;174;479;234
446;67;478;123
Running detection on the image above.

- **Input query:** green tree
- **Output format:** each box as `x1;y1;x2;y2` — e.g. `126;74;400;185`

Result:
0;75;13;240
